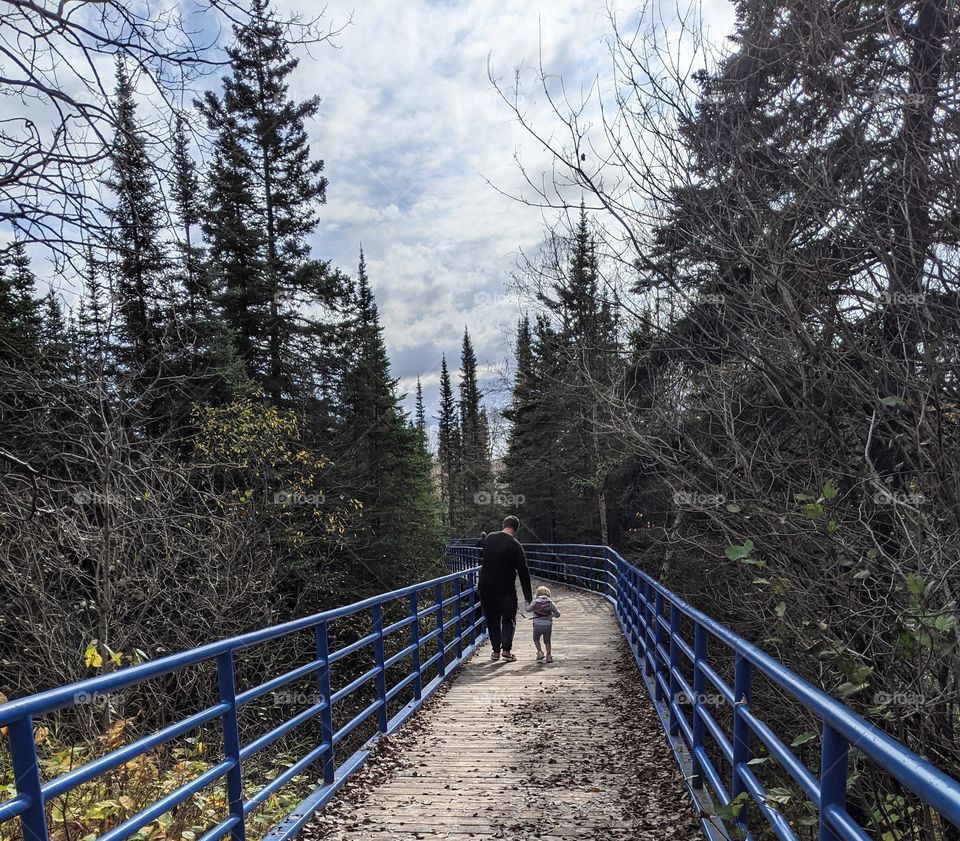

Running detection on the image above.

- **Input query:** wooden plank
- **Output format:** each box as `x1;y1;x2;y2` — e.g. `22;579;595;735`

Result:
302;581;703;840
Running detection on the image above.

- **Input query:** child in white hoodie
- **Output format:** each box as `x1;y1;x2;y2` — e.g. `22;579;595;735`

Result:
527;585;561;663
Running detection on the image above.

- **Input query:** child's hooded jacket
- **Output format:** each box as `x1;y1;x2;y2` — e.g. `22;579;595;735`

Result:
530;595;561;624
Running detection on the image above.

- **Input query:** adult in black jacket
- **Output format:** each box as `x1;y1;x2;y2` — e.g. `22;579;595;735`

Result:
479;515;532;662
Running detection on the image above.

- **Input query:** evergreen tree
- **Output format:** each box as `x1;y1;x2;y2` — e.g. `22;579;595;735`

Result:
457;327;494;533
414;377;428;453
201;102;265;373
334;251;443;587
40;292;70;375
503;314;564;542
169;111;207;321
0;246;67;457
106;58;167;375
539;205;619;542
504;208;621;543
161;110;251;430
76;246;110;367
0;240;43;365
436;354;461;532
502;316;535;508
199;0;331;403
341;250;393;470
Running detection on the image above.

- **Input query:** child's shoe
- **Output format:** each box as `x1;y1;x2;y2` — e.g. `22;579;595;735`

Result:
536;651;545;661
545;654;554;663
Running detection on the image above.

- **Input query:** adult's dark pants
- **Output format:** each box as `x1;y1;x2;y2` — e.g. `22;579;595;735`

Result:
480;588;518;652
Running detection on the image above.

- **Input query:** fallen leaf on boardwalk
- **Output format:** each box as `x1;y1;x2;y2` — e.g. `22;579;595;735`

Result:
299;588;702;840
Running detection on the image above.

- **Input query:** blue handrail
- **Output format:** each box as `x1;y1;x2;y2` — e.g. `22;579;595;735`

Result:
446;540;960;841
1;566;485;841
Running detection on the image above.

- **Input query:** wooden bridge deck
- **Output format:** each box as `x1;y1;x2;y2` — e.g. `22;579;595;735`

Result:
303;581;702;840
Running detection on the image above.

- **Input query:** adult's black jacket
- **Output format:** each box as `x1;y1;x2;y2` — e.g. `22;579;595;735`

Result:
478;531;533;603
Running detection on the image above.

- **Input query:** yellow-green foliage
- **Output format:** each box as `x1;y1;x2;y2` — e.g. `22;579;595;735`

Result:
191;398;362;541
192;400;313;473
0;716;317;841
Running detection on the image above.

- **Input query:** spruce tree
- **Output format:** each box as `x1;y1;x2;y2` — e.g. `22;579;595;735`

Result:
436;354;461;532
169;112;207;321
76;246;110;367
531;204;620;542
502;316;534;503
503;314;564;542
458;328;494;533
334;252;443;586
199;0;331;403
341;250;394;471
0;240;43;365
201;102;265;373
106;58;167;376
0;246;61;457
414;377;429;453
40;292;70;375
163;109;250;428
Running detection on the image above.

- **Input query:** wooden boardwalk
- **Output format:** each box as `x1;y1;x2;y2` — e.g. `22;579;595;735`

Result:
304;582;702;840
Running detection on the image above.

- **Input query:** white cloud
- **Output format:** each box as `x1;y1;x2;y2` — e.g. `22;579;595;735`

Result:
17;0;736;425
272;0;735;421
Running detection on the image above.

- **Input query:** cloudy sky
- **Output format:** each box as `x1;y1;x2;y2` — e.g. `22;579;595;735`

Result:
273;0;735;426
20;0;734;430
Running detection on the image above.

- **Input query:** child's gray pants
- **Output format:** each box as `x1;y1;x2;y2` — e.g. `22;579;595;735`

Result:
533;619;553;646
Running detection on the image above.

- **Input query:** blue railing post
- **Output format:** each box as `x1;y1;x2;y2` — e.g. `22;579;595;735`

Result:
627;567;639;651
466;571;478;644
654;591;666;703
408;591;422;701
692;622;707;789
819;724;848;841
9;716;48;841
626;567;636;648
608;547;617;602
604;547;613;602
216;651;246;841
314;621;335;785
372;605;388;733
732;654;752;832
643;579;655;679
668;603;680;737
613;553;623;623
434;582;445;677
453;575;463;659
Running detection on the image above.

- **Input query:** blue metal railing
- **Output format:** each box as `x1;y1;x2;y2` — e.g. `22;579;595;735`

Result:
446;540;960;841
0;566;484;841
